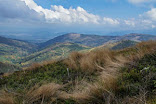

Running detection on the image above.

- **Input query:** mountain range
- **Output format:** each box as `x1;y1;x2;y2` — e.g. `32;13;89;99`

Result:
40;33;156;48
0;33;156;73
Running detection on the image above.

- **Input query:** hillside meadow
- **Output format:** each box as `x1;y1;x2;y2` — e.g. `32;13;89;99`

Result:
0;41;156;104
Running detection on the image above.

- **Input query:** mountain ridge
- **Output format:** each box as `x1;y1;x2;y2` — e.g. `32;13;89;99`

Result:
40;33;156;48
0;33;155;67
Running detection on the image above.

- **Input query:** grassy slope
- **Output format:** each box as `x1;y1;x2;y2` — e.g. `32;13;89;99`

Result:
0;41;155;104
111;40;137;50
91;40;138;51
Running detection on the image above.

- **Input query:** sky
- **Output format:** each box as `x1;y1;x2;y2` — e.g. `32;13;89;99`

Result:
0;0;156;39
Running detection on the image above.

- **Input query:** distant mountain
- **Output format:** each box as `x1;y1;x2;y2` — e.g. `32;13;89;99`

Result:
111;40;138;50
0;36;38;64
0;33;155;67
0;62;22;73
119;33;156;42
94;40;138;50
0;36;37;51
20;42;90;67
40;33;156;48
40;33;118;48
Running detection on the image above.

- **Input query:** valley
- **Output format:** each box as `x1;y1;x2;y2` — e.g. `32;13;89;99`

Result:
0;33;156;73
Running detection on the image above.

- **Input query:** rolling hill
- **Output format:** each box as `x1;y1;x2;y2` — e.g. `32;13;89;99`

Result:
0;33;155;67
40;33;118;48
19;42;91;67
120;33;156;42
95;40;138;50
0;36;38;64
40;33;156;48
0;36;37;51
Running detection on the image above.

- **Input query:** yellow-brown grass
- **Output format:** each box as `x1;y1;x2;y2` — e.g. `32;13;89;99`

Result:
66;74;117;104
64;51;84;70
64;49;128;73
0;90;15;104
24;83;63;104
62;41;156;103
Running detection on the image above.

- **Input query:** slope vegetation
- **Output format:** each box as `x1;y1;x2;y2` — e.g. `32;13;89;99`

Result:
0;36;37;64
0;62;22;73
0;41;155;104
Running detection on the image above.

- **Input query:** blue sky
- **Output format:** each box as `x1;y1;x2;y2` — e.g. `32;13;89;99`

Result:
0;0;156;38
34;0;149;18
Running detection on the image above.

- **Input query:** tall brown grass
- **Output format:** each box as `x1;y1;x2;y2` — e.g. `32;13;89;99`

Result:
0;90;15;104
64;49;129;73
24;83;63;104
62;41;156;103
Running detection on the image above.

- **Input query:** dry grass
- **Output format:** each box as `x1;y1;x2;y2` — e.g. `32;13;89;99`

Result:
0;90;15;104
64;48;129;74
64;51;84;70
66;73;118;104
24;83;63;104
62;41;156;103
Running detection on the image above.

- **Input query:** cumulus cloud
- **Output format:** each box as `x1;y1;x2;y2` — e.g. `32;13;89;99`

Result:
143;8;156;21
1;0;155;30
138;8;156;29
0;0;123;26
21;0;100;24
103;17;119;25
124;20;135;27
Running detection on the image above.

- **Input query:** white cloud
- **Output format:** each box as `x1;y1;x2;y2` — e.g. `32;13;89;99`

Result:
1;0;156;31
21;0;100;24
124;20;135;27
144;8;156;21
103;17;119;25
152;25;156;28
128;0;156;4
138;8;156;29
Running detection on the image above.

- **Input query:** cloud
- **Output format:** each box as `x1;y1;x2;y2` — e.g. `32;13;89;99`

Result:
138;8;156;29
0;0;124;27
21;0;100;24
128;0;156;4
103;17;119;25
124;20;135;27
0;0;44;22
1;0;155;31
143;8;156;21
